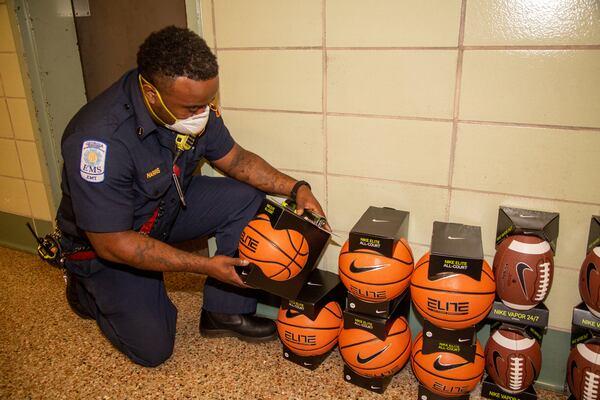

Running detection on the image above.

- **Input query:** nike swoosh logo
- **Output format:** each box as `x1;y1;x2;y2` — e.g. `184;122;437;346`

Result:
586;262;597;297
306;281;322;286
569;359;577;389
356;345;389;364
375;310;386;314
493;351;502;376
447;236;464;240
303;362;312;366
371;219;391;223
516;262;533;297
285;309;301;319
458;338;470;343
433;355;470;371
349;260;388;273
370;385;381;390
519;214;536;218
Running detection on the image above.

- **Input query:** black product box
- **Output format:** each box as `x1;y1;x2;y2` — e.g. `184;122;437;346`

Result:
348;206;409;255
281;344;332;371
345;291;406;319
586;215;600;254
421;320;477;362
342;364;393;394
495;206;559;253
429;221;484;280
282;269;345;320
481;375;537;400
418;384;470;400
570;302;600;347
487;298;549;331
239;198;330;299
343;292;410;341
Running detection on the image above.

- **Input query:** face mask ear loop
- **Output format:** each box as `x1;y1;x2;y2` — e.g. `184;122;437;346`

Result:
138;74;178;125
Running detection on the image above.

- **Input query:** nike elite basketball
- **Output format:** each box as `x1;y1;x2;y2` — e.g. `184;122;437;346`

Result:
338;316;411;377
411;331;485;397
276;301;343;357
410;252;496;330
493;234;554;310
579;247;600;318
239;214;309;281
485;328;541;394
338;238;414;302
567;340;600;400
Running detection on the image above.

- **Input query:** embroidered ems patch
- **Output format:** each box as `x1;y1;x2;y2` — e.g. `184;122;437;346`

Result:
80;140;107;183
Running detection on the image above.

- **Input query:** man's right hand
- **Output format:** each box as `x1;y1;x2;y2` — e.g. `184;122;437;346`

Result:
204;255;252;288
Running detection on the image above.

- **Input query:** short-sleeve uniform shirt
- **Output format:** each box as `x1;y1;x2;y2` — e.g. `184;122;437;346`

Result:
57;69;234;244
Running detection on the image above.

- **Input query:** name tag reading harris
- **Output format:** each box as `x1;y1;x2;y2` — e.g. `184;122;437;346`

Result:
80;140;107;183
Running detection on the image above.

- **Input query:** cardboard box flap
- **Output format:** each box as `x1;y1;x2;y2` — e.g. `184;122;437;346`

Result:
496;206;559;252
429;221;483;280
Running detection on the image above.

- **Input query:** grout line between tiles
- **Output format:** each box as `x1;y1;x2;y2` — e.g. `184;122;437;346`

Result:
214;45;600;52
446;0;467;222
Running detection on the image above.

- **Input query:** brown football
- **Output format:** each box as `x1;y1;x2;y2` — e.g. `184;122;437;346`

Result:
493;235;554;310
485;328;541;393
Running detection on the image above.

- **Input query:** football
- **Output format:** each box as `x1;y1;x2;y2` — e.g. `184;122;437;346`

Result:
493;234;554;310
579;247;600;318
567;340;600;400
485;327;542;393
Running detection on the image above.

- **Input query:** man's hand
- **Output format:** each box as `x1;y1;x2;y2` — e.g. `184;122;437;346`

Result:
294;185;331;231
204;255;252;288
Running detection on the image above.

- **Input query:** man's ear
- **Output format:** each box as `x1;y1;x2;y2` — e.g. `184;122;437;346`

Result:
142;85;158;105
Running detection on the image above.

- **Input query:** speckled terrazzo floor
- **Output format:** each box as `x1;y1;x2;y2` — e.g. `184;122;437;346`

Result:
0;245;567;399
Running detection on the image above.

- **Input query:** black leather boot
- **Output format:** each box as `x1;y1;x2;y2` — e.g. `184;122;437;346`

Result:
64;270;94;320
199;309;276;342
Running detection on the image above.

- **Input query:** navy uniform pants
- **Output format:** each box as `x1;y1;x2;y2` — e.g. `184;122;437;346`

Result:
64;176;264;367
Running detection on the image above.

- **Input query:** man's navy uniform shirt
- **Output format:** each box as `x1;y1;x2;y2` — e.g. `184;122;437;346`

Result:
57;69;234;246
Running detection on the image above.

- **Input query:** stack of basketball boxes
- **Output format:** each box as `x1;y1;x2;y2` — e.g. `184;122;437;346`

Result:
482;206;558;400
337;206;413;394
566;215;600;400
410;222;493;399
238;197;344;370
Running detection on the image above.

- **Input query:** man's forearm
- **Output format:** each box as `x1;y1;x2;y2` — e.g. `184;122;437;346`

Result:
86;230;208;273
218;145;296;196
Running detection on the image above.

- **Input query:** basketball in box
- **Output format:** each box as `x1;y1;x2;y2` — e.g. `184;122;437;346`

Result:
339;206;413;306
345;291;406;319
411;222;495;331
492;206;559;317
238;198;330;299
282;269;345;319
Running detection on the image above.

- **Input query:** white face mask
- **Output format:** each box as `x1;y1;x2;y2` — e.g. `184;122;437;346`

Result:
165;105;210;136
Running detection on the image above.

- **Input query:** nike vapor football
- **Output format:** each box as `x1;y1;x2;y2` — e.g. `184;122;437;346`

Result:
567;340;600;400
579;247;600;318
485;327;541;393
493;234;554;310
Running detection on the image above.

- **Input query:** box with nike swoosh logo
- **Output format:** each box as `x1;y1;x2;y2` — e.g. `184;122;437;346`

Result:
487;299;549;330
421;320;477;362
348;206;409;256
239;198;330;299
342;364;392;394
429;221;484;280
570;302;600;348
282;269;345;320
343;292;410;341
495;206;559;252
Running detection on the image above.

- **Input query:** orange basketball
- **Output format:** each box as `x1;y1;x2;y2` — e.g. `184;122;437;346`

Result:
276;301;343;356
338;316;412;377
410;252;495;329
338;239;414;302
239;214;309;281
411;331;485;397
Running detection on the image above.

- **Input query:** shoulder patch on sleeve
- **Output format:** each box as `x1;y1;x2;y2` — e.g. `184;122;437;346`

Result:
80;140;107;183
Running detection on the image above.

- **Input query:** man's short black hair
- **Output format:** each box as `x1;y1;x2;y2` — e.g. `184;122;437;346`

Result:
137;25;218;86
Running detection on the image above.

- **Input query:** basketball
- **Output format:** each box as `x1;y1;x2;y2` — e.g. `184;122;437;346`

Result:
338;316;411;377
338;239;414;302
567;340;600;400
239;214;309;281
485;327;542;393
411;331;485;397
493;234;554;310
276;301;343;356
579;247;600;318
410;252;495;330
